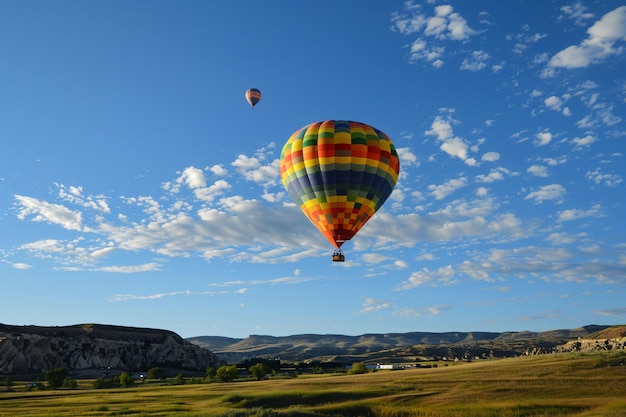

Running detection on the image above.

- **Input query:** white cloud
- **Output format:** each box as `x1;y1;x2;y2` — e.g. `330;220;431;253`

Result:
425;11;449;39
91;246;116;259
475;167;510;183
107;287;247;301
177;166;206;189
446;10;476;40
557;204;602;222
481;151;500;162
428;177;468;200
398;265;457;289
425;113;478;166
397;147;419;167
98;263;161;273
391;2;477;66
572;134;598;149
527;165;549;177
14;195;83;231
560;2;595;26
232;155;280;186
460;50;490;71
209;164;228;176
425;114;455;141
593;307;626;318
585;169;623;187
534;130;553;146
409;38;445;66
56;184;111;213
549;6;626;69
524;184;566;204
544;95;562;111
360;297;394;313
441;138;471;162
362;253;392;264
390;2;426;35
193;179;231;202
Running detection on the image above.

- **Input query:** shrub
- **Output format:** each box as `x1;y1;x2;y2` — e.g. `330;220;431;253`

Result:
249;363;271;380
148;367;165;379
348;362;368;374
45;367;68;389
119;372;133;387
217;365;238;382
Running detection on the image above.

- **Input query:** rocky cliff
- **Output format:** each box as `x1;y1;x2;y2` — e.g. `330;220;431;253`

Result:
0;323;219;376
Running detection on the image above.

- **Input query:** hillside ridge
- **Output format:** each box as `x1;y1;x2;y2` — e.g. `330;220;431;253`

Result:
0;323;219;376
188;324;623;363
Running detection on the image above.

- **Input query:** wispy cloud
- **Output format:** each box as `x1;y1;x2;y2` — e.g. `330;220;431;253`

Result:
360;297;395;313
548;6;626;70
107;289;237;302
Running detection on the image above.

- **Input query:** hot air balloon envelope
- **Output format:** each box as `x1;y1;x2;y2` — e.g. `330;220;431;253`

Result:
280;120;400;251
245;88;261;108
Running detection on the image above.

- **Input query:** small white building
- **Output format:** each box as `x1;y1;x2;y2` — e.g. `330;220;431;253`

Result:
376;363;404;370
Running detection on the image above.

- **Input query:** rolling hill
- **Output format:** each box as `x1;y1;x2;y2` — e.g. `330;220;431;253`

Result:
188;324;618;364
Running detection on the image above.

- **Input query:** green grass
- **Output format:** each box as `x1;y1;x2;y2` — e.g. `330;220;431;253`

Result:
1;351;625;416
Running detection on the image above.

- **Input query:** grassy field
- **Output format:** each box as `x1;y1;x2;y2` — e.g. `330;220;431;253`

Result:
1;351;625;417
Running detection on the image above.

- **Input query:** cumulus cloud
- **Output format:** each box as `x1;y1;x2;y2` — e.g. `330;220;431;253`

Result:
460;50;490;71
360;297;394;313
428;177;468;200
527;165;549;177
193;179;232;202
425;113;478;166
397;147;419;167
177;166;206;189
560;2;595;26
232;155;280;186
429;5;476;40
438;247;608;288
585;168;623;187
475;167;511;183
544;95;571;116
557;204;602;222
209;164;228;176
14;195;83;231
408;39;445;66
534;130;553;146
549;6;626;69
524;184;566;204
98;263;161;273
391;2;477;66
362;253;392;264
481;152;500;162
572;134;598;149
398;265;457;289
57;184;110;213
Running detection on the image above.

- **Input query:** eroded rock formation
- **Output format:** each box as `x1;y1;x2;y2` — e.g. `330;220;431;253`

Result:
0;323;219;375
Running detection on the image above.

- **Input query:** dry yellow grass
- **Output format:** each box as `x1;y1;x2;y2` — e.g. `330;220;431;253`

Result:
1;351;625;416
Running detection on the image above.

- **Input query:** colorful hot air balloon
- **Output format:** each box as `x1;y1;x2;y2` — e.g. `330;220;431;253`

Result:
245;88;262;108
280;120;400;261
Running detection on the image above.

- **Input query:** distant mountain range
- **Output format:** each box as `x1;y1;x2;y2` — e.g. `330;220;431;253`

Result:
188;324;624;364
2;323;624;377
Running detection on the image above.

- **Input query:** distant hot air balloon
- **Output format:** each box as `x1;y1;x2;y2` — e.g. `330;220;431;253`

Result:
245;88;262;108
280;120;400;262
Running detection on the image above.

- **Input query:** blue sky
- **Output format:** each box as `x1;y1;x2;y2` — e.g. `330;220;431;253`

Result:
1;1;625;339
